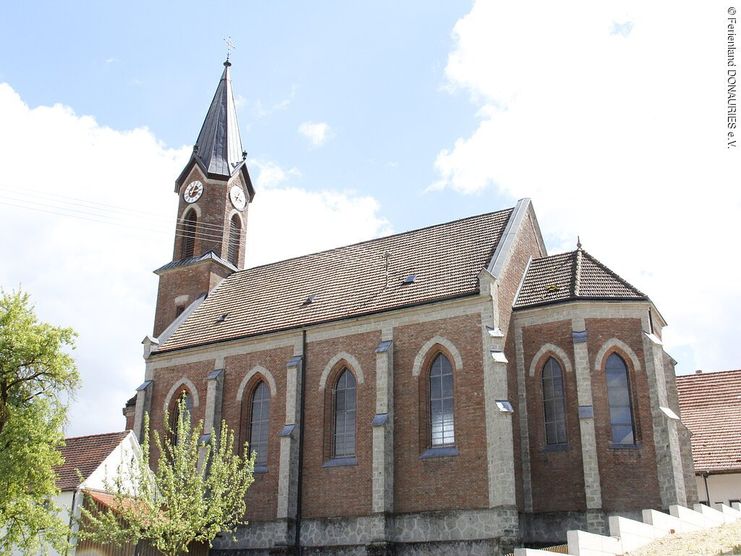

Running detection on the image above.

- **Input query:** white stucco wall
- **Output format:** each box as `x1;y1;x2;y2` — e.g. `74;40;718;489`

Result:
695;472;741;509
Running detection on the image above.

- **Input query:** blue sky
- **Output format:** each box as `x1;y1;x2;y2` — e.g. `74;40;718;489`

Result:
0;1;495;229
1;1;738;436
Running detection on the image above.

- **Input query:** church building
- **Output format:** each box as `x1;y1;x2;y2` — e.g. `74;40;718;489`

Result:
127;60;697;555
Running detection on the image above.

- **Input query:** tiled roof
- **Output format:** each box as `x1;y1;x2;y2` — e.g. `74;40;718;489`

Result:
56;431;129;490
158;209;513;352
513;248;646;309
677;369;741;473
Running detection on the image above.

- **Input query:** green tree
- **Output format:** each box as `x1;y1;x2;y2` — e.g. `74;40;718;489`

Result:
80;397;255;556
0;290;79;555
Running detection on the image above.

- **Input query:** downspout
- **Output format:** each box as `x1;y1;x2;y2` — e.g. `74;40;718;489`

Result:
294;329;307;554
702;471;711;506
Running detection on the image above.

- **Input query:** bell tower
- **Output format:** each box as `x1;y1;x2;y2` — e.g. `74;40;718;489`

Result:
152;59;255;338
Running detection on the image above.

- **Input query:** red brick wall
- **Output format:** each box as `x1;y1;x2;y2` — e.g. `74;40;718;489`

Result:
393;313;489;513
223;346;293;522
301;331;380;519
153;262;232;336
587;318;662;511
522;320;586;513
149;360;212;462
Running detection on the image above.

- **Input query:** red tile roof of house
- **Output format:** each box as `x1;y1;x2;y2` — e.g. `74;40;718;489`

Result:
677;369;741;473
159;209;513;352
56;431;130;490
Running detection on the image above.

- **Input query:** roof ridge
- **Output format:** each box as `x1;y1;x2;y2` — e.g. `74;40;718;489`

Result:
237;208;515;275
572;248;582;297
64;430;128;442
580;249;647;298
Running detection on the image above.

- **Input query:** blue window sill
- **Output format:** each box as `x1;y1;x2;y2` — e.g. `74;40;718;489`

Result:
542;443;569;453
254;464;268;474
322;457;357;468
420;447;459;460
609;442;641;450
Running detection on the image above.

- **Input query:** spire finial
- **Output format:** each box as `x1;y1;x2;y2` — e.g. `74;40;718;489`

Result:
577;236;582;250
224;36;235;66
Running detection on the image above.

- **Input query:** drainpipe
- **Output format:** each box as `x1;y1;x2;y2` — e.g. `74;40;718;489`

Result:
702;471;711;506
294;329;307;554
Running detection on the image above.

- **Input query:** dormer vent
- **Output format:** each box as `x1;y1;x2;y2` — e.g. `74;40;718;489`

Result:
402;274;417;285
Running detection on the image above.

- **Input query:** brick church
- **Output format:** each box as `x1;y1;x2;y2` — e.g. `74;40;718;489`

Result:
126;60;697;554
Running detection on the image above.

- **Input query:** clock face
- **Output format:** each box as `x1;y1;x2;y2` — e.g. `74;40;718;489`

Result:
183;180;204;203
229;185;246;211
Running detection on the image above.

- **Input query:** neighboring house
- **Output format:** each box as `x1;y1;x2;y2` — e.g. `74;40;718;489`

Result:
677;369;741;510
126;59;697;554
53;431;140;556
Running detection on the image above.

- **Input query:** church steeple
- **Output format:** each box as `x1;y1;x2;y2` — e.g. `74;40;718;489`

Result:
152;59;255;338
191;60;246;179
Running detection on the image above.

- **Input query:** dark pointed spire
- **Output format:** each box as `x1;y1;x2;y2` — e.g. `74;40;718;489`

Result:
192;59;244;179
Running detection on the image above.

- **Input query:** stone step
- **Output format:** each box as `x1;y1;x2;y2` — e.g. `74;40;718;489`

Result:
513;549;567;555
670;504;716;528
642;508;701;534
693;503;735;524
720;503;741;519
733;502;741;512
608;515;665;553
567;529;622;556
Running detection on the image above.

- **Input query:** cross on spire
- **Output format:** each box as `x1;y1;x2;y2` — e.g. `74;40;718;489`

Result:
224;36;236;64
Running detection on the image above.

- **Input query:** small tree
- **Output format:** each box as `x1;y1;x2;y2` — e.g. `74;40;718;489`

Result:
79;397;255;556
0;290;79;556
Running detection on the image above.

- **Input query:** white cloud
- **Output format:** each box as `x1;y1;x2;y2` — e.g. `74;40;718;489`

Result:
251;159;302;189
435;1;741;373
0;83;388;437
298;121;333;147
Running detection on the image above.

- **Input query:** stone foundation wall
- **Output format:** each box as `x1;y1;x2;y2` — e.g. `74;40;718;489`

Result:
211;507;518;554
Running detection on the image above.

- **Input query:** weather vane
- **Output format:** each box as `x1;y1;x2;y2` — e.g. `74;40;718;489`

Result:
224;36;236;61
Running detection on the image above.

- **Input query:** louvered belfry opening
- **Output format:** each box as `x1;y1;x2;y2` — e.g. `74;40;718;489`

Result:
228;214;241;266
181;210;197;259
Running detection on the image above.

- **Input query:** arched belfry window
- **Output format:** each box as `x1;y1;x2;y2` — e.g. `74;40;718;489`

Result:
542;357;567;445
227;214;241;266
333;369;356;458
181;210;197;259
169;389;193;446
606;353;636;445
429;353;455;447
249;381;270;468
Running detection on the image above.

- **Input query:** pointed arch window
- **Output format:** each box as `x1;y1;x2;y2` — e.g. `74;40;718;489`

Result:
227;214;241;266
542;357;567;445
606;353;636;445
169;389;193;446
181;210;197;259
249;381;270;469
333;369;356;458
429;353;455;447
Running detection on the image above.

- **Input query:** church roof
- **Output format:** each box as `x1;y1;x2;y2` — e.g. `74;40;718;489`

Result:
55;431;130;490
677;369;741;473
157;209;514;353
193;61;244;178
513;248;646;309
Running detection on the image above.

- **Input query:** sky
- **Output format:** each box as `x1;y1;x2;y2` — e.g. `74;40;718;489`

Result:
0;1;738;437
